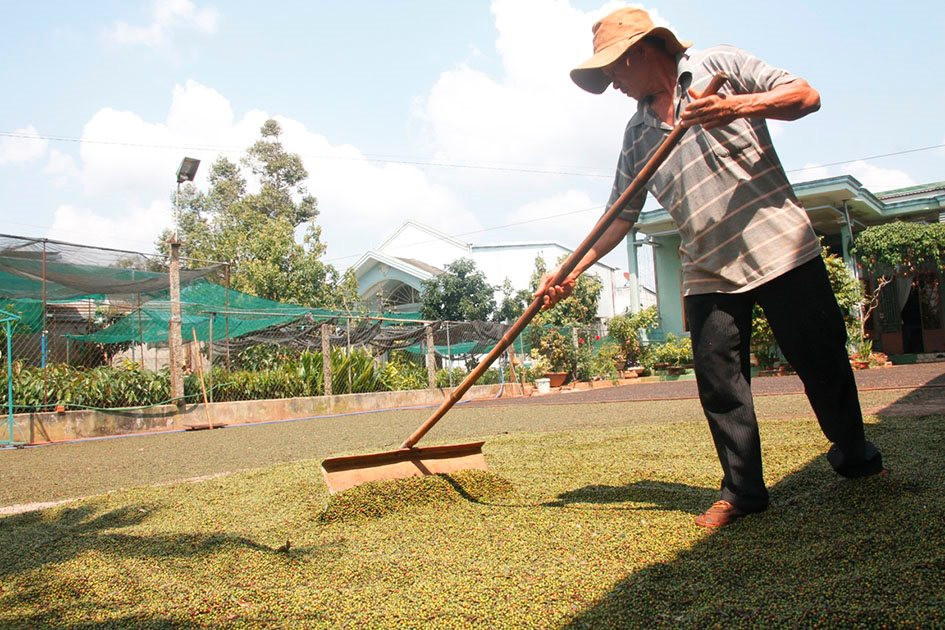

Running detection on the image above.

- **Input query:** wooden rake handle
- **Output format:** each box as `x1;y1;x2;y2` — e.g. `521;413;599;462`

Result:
401;73;729;449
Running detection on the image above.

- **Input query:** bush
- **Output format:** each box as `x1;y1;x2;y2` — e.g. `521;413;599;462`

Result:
607;306;659;368
640;334;692;370
530;327;576;374
379;351;427;392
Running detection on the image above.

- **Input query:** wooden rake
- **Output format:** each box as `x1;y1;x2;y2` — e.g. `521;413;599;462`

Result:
321;73;729;493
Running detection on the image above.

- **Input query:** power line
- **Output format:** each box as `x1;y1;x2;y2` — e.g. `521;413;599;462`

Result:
784;143;945;173
323;204;607;264
8;129;944;179
0;130;611;179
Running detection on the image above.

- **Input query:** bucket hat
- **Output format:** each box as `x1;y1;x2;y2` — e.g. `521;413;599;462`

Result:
570;7;691;94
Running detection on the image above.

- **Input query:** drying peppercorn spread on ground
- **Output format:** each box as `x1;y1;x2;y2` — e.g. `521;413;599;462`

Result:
1;375;943;627
319;469;515;523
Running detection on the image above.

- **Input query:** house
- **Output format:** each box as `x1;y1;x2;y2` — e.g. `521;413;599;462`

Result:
351;221;651;320
628;176;945;355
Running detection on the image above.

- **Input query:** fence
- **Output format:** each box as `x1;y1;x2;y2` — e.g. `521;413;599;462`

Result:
1;234;624;415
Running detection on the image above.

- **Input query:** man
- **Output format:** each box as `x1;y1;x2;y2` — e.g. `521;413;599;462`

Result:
540;7;884;528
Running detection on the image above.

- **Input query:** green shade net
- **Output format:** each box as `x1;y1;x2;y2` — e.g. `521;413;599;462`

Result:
0;300;44;334
67;280;323;344
66;279;431;345
0;235;219;301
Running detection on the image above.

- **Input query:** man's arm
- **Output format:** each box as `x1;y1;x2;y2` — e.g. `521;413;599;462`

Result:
536;216;634;309
679;78;820;130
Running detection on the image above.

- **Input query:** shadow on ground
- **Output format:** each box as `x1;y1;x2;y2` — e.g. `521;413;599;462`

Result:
875;369;945;416
543;481;716;515
563;412;945;627
0;502;279;582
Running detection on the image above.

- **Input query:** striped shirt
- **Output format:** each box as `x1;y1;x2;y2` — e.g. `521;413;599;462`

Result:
608;45;822;295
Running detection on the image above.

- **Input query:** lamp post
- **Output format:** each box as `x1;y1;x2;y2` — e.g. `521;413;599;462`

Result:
168;157;200;406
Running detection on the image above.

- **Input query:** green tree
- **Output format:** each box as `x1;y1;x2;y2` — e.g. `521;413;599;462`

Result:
494;278;533;323
158;119;360;310
528;254;603;326
420;258;496;321
851;221;945;343
852;221;945;276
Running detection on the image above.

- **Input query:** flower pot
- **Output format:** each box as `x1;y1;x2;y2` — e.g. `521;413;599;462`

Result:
545;372;568;388
534;378;551;394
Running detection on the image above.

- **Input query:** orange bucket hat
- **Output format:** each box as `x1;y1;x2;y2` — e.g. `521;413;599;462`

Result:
570;7;691;94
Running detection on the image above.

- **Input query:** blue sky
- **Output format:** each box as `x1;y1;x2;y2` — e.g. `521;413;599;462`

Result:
2;0;943;273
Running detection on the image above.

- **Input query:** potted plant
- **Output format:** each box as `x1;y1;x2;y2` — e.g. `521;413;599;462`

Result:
849;335;873;370
530;328;576;387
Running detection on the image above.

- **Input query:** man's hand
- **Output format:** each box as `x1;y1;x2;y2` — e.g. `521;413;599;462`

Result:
535;271;577;310
680;79;820;129
680;89;741;130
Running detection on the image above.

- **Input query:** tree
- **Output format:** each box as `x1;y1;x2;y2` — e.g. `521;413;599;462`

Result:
852;221;945;277
528;254;602;326
494;278;533;323
851;221;945;343
158;119;361;310
420;258;496;321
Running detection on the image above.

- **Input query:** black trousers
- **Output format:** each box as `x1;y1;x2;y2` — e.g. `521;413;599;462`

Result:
684;256;883;512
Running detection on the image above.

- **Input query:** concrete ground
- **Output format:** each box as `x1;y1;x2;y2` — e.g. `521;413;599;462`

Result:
1;362;942;513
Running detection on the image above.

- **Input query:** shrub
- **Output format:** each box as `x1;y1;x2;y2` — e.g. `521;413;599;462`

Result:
640;334;692;370
607;306;659;368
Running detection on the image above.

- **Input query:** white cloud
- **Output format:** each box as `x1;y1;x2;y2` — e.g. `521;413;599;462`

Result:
106;0;218;48
846;160;915;192
44;149;81;187
0;125;48;165
47;202;173;252
504;189;604;246
791;160;915;192
413;0;678;248
767;120;786;139
52;80;475;263
792;162;831;182
419;0;638;173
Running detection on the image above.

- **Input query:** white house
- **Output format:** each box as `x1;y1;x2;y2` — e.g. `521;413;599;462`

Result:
351;221;655;320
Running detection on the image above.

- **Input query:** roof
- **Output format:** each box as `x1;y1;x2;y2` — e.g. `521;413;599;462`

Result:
396;257;443;275
875;181;945;200
635;175;945;236
351;250;440;281
376;220;471;253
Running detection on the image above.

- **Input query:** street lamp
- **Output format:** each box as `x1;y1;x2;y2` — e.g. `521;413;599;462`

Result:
173;157;200;239
176;157;200;184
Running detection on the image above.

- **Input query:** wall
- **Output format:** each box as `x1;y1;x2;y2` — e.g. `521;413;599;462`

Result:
10;383;514;445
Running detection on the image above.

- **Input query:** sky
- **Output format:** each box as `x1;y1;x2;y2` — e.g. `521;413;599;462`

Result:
1;0;944;275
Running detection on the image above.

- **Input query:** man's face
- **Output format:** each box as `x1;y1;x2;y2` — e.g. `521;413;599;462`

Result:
602;44;654;100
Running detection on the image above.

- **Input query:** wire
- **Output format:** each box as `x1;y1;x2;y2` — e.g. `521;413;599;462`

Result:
323;204;606;264
0;130;611;179
4;130;944;179
785;143;945;173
